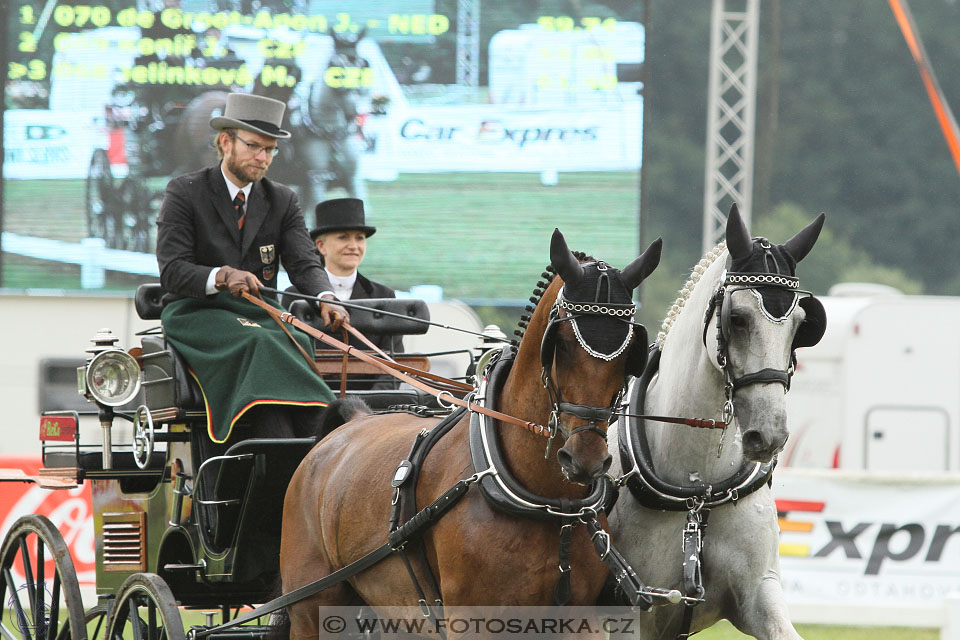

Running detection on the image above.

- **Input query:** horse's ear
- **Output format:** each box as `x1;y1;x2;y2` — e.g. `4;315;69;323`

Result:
725;203;752;261
782;212;826;263
621;237;662;290
550;228;583;285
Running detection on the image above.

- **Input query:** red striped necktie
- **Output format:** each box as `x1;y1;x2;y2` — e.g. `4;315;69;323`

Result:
233;191;246;229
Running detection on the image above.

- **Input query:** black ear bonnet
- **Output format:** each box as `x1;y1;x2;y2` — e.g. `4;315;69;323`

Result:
720;237;826;351
540;261;648;377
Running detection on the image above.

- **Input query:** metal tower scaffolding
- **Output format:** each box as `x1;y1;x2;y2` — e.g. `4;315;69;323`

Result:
702;0;759;252
456;0;480;87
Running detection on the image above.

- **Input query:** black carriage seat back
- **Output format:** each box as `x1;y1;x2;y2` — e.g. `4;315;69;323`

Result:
135;284;205;416
135;283;166;320
289;298;431;337
140;337;205;416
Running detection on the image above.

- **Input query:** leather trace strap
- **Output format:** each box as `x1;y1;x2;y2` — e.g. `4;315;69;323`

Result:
240;293;554;439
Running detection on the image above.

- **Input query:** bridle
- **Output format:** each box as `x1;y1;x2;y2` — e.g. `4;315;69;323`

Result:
539;267;647;457
701;266;823;452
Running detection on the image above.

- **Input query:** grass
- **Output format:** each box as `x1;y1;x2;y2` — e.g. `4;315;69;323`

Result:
1;172;641;301
698;620;937;639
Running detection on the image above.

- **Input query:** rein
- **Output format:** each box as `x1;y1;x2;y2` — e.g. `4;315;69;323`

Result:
616;413;726;430
240;293;556;439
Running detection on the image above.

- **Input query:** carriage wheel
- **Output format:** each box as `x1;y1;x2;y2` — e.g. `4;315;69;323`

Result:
73;603;109;640
0;514;87;640
86;149;114;242
116;180;151;253
104;573;185;640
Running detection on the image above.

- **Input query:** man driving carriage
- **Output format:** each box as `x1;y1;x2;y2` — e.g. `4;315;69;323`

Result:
155;92;348;453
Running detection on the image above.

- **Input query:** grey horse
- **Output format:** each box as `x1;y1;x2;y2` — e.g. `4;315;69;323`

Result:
607;205;826;639
299;28;371;224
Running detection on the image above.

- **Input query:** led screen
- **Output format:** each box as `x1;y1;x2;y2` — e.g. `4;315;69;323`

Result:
3;0;643;303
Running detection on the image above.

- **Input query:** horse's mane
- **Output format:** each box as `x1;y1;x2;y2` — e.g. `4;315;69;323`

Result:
512;251;592;347
655;241;727;349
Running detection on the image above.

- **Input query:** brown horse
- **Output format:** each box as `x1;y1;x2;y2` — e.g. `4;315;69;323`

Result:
279;230;661;637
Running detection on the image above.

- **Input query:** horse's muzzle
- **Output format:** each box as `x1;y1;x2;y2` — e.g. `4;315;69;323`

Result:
557;447;613;485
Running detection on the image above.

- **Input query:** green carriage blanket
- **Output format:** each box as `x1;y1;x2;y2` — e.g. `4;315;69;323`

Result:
161;291;335;442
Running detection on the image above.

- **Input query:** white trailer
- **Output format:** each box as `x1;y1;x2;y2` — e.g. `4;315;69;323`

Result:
784;283;960;471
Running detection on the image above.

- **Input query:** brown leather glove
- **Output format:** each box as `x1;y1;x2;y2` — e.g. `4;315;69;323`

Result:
215;266;263;297
319;295;349;330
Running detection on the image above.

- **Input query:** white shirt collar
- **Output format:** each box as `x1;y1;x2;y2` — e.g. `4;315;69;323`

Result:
221;165;251;202
325;268;358;299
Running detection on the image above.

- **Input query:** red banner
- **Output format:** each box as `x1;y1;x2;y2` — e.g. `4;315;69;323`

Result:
0;457;95;587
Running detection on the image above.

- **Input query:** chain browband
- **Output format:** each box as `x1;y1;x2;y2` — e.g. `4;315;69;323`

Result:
724;272;799;289
556;292;637;317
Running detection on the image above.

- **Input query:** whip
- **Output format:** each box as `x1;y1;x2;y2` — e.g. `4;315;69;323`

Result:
258;287;512;343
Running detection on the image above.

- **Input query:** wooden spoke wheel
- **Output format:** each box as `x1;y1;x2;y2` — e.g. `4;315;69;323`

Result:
0;514;87;640
85;149;114;242
78;604;109;640
104;574;185;640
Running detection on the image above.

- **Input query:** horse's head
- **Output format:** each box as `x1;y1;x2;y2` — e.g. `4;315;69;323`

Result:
305;28;372;129
539;229;662;484
702;205;826;462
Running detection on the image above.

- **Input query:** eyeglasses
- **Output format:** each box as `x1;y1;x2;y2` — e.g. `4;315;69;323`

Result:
227;131;280;157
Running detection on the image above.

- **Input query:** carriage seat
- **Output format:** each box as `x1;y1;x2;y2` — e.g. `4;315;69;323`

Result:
140;335;205;418
135;283;166;320
288;298;430;337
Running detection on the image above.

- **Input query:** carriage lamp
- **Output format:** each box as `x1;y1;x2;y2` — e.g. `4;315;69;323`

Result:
79;329;142;470
85;348;141;407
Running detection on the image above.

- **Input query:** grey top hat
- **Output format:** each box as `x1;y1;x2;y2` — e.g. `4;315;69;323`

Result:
310;198;376;240
210;93;291;139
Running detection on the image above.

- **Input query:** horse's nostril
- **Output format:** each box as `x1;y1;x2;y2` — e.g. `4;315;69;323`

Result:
742;430;764;451
600;453;613;475
556;448;575;471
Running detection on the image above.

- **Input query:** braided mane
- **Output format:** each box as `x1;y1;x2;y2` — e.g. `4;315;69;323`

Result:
655;241;727;349
513;251;591;346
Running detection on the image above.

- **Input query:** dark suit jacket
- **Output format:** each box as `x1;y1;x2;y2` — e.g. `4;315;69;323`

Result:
156;165;333;300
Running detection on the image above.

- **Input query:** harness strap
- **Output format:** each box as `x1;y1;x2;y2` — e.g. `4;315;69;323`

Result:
584;519;654;611
194;478;474;639
730;367;791;390
241;293;554;438
676;508;710;640
554;523;574;605
556;402;613;423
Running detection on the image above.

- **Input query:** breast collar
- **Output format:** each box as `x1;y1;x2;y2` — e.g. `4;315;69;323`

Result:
616;349;776;511
468;346;615;521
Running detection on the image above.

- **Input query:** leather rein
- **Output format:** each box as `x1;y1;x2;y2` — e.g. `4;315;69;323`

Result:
240;292;556;439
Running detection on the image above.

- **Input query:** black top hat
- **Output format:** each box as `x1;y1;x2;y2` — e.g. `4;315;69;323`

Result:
310;198;376;240
210;93;291;139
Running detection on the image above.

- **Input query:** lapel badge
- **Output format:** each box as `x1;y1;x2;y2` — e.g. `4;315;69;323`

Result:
263;265;277;281
259;244;276;264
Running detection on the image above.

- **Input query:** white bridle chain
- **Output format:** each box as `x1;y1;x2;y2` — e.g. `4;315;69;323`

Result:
725;272;799;289
556;291;637;317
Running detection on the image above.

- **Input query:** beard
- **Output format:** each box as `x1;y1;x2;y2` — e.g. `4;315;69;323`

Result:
225;155;267;184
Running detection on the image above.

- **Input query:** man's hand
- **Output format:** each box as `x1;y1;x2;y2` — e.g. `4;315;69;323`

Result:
319;294;349;330
216;266;263;298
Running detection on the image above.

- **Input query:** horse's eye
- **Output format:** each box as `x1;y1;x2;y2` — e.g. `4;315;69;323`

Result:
728;313;748;331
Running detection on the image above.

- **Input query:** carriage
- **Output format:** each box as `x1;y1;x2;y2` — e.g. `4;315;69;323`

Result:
0;216;826;640
0;283;451;640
